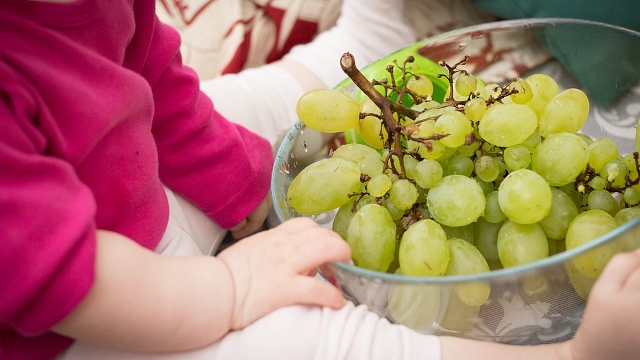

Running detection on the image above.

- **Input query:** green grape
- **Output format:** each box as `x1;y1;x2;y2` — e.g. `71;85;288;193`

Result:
454;72;478;97
588;176;606;190
532;132;589;186
445;238;491;306
457;141;480;157
474;176;495;196
403;156;419;179
623;154;637;171
503;145;531;172
599;159;628;188
558;182;584;209
484;83;502;101
614;207;640;251
524;73;559;117
508;78;533;104
493;157;507;180
498;169;552;224
439;288;481;332
347;204;397;272
521;272;549;296
464;97;486;122
435;111;473;148
484;191;506;224
548;237;561;256
332;195;375;239
427;175;486;227
332;143;384;176
481;141;501;154
565;209;622;279
406;74;434;97
623;154;638;174
287;157;361;215
416;185;428;203
296;88;360;133
413;159;443;189
412;99;440;113
576;133;595;147
587;137;619;171
399;219;450;276
614;207;640;224
386;171;400;183
474;155;500;182
497;220;549;268
609;196;621;217
478;103;537;147
539;187;579;240
538;88;590;137
588;189;617;213
387;244;401;274
408;138;446;160
520;131;541;153
439;145;458;162
440;224;475;244
388;268;441;330
358;98;387;149
416;119;436;138
447;154;474;177
623;187;640;206
474;217;502;264
382;197;405;220
333;202;355;240
389;179;419;210
566;259;596;300
367;174;393;197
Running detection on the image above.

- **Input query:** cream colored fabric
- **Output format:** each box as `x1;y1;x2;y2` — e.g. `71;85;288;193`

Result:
157;0;496;81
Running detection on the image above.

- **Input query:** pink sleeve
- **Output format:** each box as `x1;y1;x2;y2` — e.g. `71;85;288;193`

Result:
141;16;273;229
0;95;96;336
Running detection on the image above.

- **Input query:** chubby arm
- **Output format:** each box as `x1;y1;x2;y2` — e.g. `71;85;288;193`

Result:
52;218;351;352
52;229;235;352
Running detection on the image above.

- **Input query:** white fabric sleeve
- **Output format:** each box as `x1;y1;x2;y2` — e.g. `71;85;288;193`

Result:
283;0;417;88
209;303;442;360
199;64;304;152
199;0;417;150
57;303;441;360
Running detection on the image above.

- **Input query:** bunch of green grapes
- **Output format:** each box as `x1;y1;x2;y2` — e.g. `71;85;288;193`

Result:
289;52;640;310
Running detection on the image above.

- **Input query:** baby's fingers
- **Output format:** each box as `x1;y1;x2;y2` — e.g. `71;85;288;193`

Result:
277;217;321;233
290;228;351;272
290;276;347;309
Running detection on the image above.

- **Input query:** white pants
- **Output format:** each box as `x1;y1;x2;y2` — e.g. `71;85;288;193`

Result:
57;188;441;360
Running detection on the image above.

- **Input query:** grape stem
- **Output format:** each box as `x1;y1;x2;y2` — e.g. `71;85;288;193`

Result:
341;52;417;178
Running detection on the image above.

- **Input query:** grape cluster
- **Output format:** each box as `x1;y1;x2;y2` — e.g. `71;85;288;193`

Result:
289;52;640;304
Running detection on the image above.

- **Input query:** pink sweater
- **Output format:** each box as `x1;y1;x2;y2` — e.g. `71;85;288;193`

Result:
0;0;273;358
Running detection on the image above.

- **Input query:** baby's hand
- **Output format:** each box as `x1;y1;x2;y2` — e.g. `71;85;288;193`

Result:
568;248;640;360
217;217;351;330
229;194;272;239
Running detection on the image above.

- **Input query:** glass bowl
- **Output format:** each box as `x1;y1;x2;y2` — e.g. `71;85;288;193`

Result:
271;18;640;344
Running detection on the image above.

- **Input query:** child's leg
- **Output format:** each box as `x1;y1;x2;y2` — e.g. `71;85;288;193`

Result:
58;302;441;360
155;186;228;256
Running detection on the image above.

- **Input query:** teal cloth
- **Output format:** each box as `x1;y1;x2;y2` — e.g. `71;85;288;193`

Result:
472;0;640;108
472;0;640;32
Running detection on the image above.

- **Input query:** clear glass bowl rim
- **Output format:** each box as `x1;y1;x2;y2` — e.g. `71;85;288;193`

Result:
272;17;640;284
